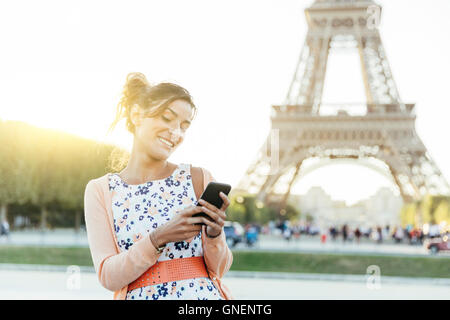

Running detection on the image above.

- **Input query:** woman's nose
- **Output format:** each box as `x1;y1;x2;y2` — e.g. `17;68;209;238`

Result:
169;128;182;143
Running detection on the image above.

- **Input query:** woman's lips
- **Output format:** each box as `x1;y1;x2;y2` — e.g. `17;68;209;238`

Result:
158;136;174;148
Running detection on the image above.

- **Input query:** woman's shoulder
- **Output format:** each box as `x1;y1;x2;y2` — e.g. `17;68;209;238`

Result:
84;173;111;194
189;165;216;186
189;165;214;178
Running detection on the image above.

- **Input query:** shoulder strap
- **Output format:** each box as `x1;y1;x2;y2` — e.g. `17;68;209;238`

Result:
190;165;204;201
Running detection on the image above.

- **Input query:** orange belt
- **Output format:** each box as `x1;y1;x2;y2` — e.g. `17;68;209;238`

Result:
128;256;209;291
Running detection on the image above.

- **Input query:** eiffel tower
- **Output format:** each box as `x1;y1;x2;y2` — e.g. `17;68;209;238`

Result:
236;0;450;207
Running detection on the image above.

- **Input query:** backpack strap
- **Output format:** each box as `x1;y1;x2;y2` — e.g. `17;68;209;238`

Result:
190;165;204;201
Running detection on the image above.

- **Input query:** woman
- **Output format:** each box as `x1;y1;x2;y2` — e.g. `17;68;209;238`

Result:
83;72;233;300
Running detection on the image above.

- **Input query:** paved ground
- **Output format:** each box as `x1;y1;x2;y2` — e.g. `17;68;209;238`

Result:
1;269;449;300
2;229;445;257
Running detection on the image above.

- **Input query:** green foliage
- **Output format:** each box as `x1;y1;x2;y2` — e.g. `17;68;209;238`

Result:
0;120;127;229
400;195;450;229
226;193;300;225
400;202;416;228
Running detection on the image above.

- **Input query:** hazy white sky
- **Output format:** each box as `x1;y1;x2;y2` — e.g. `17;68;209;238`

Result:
1;0;449;205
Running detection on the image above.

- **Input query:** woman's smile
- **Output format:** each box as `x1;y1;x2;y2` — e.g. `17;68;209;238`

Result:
158;136;175;148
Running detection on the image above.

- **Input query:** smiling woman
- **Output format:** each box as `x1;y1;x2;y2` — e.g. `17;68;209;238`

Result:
84;72;234;300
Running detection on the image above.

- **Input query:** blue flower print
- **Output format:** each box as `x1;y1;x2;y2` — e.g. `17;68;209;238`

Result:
174;241;189;251
120;238;133;250
164;178;174;188
137;185;150;195
158;286;168;297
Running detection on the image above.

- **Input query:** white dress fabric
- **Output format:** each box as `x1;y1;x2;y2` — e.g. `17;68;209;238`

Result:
108;163;224;300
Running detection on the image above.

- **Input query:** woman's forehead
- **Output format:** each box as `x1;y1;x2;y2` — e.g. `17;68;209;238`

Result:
165;100;194;119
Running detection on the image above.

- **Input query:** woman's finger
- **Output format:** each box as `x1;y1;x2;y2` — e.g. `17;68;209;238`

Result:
201;217;222;232
182;205;203;216
200;205;226;223
186;216;211;226
198;200;226;220
218;192;230;211
187;228;202;236
197;199;221;214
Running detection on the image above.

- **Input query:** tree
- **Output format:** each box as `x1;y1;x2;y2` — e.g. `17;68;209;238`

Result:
0;120;124;230
0;120;34;224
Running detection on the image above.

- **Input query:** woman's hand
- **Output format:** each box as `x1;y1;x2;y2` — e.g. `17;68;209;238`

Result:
152;205;207;246
197;191;230;237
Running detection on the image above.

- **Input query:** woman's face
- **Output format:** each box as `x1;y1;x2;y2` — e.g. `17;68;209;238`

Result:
133;99;193;161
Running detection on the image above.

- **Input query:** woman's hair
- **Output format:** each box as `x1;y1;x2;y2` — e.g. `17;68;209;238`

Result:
106;72;197;172
108;72;197;135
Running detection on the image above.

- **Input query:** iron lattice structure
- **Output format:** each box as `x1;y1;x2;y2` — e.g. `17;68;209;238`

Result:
236;0;450;206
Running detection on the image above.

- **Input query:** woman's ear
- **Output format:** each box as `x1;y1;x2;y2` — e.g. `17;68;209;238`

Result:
130;104;142;127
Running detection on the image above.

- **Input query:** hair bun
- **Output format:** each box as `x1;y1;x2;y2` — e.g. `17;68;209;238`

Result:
123;72;150;106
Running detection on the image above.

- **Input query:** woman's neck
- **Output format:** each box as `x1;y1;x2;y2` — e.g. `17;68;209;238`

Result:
118;146;175;184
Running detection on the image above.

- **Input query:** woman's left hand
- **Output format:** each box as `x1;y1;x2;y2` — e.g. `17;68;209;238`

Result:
197;191;230;237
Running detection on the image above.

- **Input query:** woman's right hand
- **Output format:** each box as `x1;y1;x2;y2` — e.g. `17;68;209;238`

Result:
151;205;210;247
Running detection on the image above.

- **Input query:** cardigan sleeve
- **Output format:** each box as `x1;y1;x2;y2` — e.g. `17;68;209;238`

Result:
200;168;233;279
84;178;161;292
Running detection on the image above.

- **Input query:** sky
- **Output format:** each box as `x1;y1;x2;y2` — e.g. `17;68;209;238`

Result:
0;0;449;205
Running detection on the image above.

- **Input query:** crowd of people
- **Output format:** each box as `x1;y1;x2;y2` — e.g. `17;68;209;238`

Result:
253;220;447;246
328;223;449;245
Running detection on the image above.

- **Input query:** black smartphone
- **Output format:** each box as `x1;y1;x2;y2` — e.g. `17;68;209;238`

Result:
192;181;232;225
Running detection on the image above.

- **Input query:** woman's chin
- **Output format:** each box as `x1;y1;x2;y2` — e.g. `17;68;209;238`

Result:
148;148;173;161
145;141;178;160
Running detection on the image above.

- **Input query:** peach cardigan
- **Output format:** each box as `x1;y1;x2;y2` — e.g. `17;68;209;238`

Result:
83;167;234;300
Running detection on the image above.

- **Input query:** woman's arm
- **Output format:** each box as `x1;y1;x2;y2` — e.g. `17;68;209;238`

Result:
200;168;233;279
84;179;162;292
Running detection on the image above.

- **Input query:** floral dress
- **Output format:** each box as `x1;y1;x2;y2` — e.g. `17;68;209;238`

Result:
108;163;224;300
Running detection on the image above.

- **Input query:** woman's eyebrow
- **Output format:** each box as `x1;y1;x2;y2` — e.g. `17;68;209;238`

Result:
167;107;191;124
